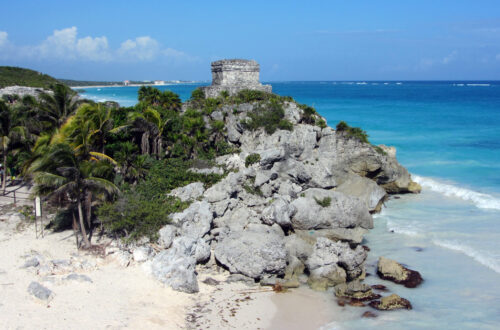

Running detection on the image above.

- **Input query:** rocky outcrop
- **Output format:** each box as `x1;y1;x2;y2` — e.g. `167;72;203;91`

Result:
28;281;54;302
0;86;52;99
377;257;423;288
138;60;421;294
214;224;287;279
369;294;412;310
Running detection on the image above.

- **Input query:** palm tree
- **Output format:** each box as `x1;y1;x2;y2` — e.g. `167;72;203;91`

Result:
37;84;82;130
31;143;119;248
128;108;170;157
0;101;28;193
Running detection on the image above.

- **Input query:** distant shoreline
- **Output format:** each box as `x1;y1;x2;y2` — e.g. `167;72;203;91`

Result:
72;82;201;89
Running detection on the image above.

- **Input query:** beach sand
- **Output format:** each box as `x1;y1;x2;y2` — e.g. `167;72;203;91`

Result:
0;205;337;330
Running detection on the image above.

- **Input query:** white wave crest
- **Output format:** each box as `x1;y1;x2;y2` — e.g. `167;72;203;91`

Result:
433;240;500;274
413;175;500;210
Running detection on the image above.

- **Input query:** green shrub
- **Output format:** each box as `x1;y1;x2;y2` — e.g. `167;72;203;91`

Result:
245;153;261;167
190;88;205;101
314;196;332;207
97;158;224;240
241;99;293;134
335;121;369;143
219;90;229;99
243;183;263;197
316;118;327;129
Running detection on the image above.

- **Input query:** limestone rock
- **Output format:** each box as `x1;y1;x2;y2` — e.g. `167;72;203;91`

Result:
168;182;205;202
369;294;412;310
65;273;93;283
377;257;423;288
261;197;296;228
150;237;205;293
336;175;387;212
171;201;213;240
290;188;373;230
28;282;54;302
214;224;287;279
158;225;177;249
132;246;152;263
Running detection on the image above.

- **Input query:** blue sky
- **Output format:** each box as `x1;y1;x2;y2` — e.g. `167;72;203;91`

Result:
1;0;499;81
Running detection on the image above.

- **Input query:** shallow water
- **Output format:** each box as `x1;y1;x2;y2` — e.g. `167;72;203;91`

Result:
80;81;500;329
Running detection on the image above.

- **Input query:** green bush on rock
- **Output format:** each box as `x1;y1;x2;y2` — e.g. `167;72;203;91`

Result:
245;153;261;167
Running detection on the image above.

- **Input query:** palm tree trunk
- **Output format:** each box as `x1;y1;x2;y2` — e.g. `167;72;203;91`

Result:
141;132;150;155
72;210;79;248
85;191;93;243
2;151;7;194
77;199;91;248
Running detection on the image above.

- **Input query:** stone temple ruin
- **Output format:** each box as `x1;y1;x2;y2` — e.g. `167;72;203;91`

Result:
201;59;272;98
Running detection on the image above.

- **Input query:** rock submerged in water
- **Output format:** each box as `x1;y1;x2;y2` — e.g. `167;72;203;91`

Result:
377;256;423;288
369;294;412;310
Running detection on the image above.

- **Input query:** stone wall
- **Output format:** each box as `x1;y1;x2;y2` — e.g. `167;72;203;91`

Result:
201;59;272;98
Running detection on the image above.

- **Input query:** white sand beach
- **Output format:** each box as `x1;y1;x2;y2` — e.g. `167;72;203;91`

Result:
0;200;337;330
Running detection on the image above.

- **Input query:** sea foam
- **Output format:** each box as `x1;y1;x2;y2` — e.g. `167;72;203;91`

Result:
413;175;500;210
433;240;500;274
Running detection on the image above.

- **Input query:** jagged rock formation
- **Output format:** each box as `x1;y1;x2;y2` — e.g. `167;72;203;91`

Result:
201;59;272;98
148;60;421;293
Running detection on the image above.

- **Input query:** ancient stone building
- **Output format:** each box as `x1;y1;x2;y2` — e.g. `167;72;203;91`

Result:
201;59;272;98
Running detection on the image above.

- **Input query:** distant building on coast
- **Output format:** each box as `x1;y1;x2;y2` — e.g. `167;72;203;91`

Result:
123;80;130;86
154;80;165;85
201;59;272;98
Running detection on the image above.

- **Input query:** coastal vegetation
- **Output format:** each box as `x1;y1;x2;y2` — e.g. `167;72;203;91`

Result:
0;67;61;88
0;84;230;246
336;120;370;143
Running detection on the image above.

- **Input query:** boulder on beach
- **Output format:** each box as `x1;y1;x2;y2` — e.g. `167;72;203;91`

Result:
377;256;423;288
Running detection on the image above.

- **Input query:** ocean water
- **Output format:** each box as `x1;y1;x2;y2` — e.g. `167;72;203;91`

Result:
78;81;500;329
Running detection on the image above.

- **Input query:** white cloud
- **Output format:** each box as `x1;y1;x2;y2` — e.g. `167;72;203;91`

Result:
0;31;8;47
0;27;193;63
76;36;110;61
118;36;160;61
36;26;111;61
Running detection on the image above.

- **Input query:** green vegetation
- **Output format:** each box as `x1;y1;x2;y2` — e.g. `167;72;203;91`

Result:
314;196;332;207
335;121;369;143
245;153;261;167
241;98;293;134
0;66;61;88
373;145;387;155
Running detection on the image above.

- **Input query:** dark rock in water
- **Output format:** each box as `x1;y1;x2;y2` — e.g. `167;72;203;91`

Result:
337;299;346;307
362;311;378;318
27;282;53;302
371;284;388;292
362;245;370;252
348;300;365;307
334;281;381;301
377;257;423;288
201;277;220;286
369;294;412;310
412;247;424;252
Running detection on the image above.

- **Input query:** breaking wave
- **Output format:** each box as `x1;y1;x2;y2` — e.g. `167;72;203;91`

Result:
413;175;500;210
433;240;500;274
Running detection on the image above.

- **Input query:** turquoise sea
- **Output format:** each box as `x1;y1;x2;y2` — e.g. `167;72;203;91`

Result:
77;81;500;329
